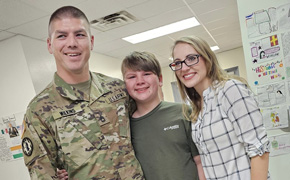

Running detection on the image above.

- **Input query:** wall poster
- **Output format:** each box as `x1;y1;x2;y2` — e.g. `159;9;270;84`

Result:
0;112;24;162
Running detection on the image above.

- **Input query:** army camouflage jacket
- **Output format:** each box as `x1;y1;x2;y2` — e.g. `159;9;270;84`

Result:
21;72;145;180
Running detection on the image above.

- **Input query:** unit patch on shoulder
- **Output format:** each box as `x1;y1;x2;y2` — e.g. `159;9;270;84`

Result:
22;137;33;156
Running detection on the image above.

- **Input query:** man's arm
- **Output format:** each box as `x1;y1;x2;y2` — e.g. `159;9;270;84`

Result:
251;152;269;180
22;113;59;180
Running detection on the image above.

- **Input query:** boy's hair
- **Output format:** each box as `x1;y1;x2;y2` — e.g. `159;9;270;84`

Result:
121;51;162;77
48;6;91;36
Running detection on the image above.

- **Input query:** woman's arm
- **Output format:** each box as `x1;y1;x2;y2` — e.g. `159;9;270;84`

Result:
251;152;269;180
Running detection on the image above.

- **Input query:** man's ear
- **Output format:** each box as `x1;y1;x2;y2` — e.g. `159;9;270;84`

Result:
47;38;53;54
90;35;94;50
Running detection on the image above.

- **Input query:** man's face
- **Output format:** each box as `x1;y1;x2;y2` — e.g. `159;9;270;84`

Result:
124;69;162;104
47;17;94;76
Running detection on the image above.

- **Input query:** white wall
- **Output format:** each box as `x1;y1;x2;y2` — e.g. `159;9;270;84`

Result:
237;0;290;179
162;47;247;102
216;47;247;80
0;36;34;180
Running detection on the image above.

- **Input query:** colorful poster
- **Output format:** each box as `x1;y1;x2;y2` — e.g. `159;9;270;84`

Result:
281;31;290;78
260;105;288;130
256;81;286;107
250;35;280;64
269;134;290;157
251;59;285;85
0;112;24;162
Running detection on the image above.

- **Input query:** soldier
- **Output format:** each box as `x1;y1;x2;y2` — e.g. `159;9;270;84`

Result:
21;6;144;180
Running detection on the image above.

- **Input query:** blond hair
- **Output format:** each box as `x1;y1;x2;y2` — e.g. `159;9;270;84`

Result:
172;36;247;122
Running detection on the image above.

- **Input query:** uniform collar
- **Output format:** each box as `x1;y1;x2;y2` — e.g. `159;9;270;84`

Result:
53;72;111;103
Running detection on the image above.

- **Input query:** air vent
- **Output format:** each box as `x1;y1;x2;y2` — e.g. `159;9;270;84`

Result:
90;11;137;31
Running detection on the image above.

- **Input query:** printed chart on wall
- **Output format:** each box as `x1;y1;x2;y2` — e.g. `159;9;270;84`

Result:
260;106;288;130
249;34;285;86
257;82;289;129
269;134;290;157
245;3;290;39
282;31;290;78
256;81;286;107
0;112;24;162
245;2;290;158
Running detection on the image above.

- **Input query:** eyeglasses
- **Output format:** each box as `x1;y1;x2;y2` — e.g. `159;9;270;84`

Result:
169;54;201;71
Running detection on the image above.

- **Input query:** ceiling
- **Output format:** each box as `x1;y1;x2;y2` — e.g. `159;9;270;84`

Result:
0;0;242;67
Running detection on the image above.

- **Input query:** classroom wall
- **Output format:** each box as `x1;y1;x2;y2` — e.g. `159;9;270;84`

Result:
162;47;247;102
0;36;34;180
237;0;290;179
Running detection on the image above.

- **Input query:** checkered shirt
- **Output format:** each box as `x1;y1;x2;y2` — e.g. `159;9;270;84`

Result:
192;79;270;180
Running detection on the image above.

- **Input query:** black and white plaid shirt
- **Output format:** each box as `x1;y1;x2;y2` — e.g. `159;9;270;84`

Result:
192;79;270;180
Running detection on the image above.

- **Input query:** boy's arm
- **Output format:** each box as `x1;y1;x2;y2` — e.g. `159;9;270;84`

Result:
57;169;68;180
193;155;206;180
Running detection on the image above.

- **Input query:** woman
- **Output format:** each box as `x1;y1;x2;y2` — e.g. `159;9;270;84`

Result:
169;36;270;180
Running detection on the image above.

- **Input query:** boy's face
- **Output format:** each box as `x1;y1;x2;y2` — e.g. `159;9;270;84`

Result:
124;69;162;104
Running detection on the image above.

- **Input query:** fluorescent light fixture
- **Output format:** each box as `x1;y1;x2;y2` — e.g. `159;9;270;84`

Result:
210;46;219;51
122;17;200;44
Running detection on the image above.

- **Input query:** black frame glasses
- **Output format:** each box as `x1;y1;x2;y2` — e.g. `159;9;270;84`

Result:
169;54;201;71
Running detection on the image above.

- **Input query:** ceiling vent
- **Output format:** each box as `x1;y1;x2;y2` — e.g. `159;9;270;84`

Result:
90;11;137;31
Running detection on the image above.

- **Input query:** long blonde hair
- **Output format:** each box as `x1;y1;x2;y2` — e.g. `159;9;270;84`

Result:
172;36;247;122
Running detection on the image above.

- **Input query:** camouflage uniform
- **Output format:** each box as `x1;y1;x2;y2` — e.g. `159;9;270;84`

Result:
21;72;145;180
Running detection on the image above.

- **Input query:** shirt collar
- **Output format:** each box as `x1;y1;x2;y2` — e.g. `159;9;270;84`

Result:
53;72;111;103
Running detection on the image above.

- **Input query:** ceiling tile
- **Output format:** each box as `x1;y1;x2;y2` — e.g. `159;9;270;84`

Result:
8;16;50;40
94;39;131;54
126;0;186;19
197;4;238;23
167;26;209;40
0;0;48;29
20;0;88;13
114;0;149;8
204;16;240;31
103;20;152;39
77;0;126;22
0;31;15;42
189;0;237;15
144;6;193;26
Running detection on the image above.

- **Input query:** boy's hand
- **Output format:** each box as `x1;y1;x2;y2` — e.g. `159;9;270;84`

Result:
57;169;68;180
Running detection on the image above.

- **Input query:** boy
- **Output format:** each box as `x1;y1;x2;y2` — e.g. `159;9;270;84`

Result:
121;51;205;180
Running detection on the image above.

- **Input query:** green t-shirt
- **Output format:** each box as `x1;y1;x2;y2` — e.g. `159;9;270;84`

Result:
131;101;199;180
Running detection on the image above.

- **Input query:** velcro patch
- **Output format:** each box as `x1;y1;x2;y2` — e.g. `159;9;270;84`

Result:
106;92;126;103
22;137;33;156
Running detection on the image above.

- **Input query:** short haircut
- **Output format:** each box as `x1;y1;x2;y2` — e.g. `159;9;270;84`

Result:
48;6;90;36
121;51;162;77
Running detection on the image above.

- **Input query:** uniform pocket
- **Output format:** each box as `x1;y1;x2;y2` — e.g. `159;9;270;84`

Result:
54;107;107;167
